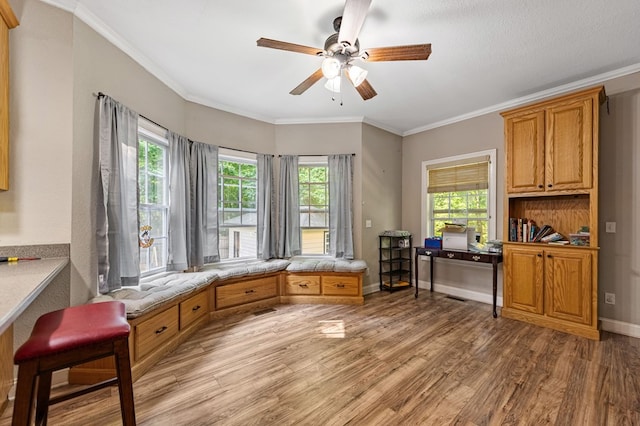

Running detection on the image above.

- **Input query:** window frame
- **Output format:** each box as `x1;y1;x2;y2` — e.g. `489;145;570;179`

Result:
421;149;497;244
217;148;258;261
138;124;169;277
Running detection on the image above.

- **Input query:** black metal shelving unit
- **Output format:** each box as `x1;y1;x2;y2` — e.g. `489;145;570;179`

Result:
379;233;412;292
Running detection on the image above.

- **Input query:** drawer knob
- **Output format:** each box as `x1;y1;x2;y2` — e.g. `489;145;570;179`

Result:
336;283;345;288
155;326;168;335
192;305;201;312
245;289;256;294
472;255;481;261
447;253;455;259
299;283;309;288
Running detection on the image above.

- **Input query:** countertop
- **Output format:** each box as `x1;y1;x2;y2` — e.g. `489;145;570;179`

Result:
0;257;69;334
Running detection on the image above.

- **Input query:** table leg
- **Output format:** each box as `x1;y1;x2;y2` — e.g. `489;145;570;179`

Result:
414;251;419;298
430;256;434;292
492;260;498;318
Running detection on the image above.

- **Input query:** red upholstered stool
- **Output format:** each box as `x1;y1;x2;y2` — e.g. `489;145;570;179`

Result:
12;301;136;426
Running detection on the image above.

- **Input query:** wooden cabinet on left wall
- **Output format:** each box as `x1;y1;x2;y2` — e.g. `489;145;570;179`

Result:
0;0;19;190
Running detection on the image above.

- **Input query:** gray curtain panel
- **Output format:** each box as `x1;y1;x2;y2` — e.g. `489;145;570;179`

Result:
329;154;354;259
96;95;140;293
277;155;301;258
257;154;276;260
166;131;191;271
189;141;219;267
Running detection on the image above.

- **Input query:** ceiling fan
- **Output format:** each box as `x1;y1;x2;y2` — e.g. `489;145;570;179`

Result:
257;0;431;101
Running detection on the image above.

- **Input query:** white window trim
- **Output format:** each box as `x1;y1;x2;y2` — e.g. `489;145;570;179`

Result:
421;149;497;243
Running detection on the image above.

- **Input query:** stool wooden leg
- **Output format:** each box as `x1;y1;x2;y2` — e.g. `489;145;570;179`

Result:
12;361;38;426
35;371;52;426
113;338;136;426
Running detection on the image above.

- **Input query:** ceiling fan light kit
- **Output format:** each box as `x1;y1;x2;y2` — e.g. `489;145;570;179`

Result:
257;0;432;101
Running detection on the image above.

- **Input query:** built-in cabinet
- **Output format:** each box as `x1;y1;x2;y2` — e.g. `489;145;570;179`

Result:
501;86;604;340
0;0;18;191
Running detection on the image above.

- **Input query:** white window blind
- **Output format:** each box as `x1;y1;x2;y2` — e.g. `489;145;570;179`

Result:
427;158;489;194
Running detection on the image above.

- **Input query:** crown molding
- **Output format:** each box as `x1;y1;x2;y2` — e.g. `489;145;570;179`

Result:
403;62;640;137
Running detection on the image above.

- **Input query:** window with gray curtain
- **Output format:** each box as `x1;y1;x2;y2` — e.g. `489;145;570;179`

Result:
278;155;301;257
257;154;276;259
166;131;191;271
329;154;354;259
97;95;140;293
189;141;220;267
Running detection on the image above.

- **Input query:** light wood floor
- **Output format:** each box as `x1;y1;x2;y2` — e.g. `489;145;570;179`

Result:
2;290;639;425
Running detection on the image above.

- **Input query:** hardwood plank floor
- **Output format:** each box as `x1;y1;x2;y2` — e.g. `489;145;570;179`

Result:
2;290;639;425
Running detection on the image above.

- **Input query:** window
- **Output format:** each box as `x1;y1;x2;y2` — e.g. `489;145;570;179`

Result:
422;150;497;245
299;158;329;255
218;149;257;260
138;121;169;275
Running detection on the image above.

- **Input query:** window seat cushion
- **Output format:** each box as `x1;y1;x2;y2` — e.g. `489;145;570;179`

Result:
93;270;217;319
93;259;291;319
286;258;367;273
200;259;290;280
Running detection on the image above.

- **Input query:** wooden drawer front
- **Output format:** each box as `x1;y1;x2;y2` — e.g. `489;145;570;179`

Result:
322;275;360;296
286;275;321;295
216;277;278;309
135;306;179;361
439;250;463;260
179;290;209;330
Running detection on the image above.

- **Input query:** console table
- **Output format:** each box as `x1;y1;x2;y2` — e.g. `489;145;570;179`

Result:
414;247;503;318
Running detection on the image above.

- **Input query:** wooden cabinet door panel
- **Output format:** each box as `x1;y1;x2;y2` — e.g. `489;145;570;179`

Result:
505;247;544;314
545;98;593;191
505;110;545;193
544;249;592;324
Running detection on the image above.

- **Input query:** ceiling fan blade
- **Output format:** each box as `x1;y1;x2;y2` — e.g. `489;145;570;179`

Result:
257;38;323;56
364;44;432;61
290;69;325;95
353;79;377;100
338;0;372;47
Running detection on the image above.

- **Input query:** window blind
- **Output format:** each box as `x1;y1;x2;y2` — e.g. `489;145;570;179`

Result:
427;160;489;193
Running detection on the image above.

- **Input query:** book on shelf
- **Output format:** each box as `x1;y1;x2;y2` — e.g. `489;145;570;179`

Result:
532;224;554;242
541;232;565;243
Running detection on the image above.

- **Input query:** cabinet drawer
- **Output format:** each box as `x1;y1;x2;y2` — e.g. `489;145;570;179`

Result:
135;306;179;361
439;251;463;260
216;277;278;309
285;275;321;295
179;290;208;330
460;252;492;263
322;275;360;296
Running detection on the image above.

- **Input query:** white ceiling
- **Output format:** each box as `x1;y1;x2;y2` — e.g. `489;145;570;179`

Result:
42;0;640;135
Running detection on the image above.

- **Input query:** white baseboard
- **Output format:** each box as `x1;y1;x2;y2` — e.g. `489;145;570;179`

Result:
368;280;503;307
599;317;640;338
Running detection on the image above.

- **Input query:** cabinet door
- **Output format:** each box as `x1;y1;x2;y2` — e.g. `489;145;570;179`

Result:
505;110;545;193
544;249;592;325
545;98;593;190
504;246;544;314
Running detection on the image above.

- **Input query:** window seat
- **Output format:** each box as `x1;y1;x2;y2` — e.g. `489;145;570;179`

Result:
70;257;366;385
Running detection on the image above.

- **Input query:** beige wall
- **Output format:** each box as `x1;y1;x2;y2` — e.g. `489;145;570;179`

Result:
361;123;402;290
4;0;639;336
402;113;504;299
186;102;275;153
274;122;364;261
598;74;640;325
0;0;73;246
71;16;187;305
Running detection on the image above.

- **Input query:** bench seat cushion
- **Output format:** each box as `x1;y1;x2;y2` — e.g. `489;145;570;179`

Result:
333;259;368;273
201;259;290;281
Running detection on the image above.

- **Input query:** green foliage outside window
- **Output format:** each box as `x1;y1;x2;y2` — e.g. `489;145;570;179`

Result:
431;189;488;243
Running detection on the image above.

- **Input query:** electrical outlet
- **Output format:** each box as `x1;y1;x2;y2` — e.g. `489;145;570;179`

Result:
604;292;615;305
